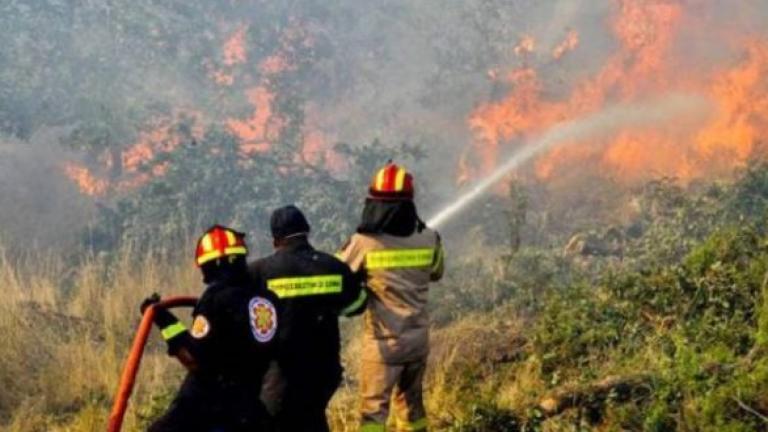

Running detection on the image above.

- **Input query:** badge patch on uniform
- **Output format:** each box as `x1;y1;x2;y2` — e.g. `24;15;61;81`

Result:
249;296;277;343
190;315;210;339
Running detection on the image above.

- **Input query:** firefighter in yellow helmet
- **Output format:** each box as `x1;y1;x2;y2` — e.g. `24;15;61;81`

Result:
337;163;445;432
141;225;279;431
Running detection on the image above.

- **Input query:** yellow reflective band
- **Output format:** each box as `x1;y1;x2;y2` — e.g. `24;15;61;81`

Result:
161;322;186;341
376;168;386;191
224;230;236;246
224;246;247;256
341;289;367;316
360;423;386;432
201;233;213;252
397;417;428;431
365;248;435;270
196;247;247;265
267;275;343;298
196;250;224;265
395;167;406;191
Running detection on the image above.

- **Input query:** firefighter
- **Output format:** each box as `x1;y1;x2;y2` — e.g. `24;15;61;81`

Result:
337;163;444;432
141;225;279;432
249;205;367;432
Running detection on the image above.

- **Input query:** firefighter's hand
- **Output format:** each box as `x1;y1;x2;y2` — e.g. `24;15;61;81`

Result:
140;293;161;315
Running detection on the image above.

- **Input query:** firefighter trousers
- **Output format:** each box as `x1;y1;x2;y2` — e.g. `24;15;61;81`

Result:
262;362;342;432
148;396;273;432
359;359;428;432
275;377;338;432
148;376;274;432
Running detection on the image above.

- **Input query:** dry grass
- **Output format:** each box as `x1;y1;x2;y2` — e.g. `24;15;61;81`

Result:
1;245;509;431
0;246;197;431
328;308;531;431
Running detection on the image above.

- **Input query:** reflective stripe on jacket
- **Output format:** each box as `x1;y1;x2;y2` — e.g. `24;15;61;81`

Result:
338;228;444;363
248;240;365;375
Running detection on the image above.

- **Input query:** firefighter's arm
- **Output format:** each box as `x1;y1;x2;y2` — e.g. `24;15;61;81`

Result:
338;264;367;317
139;295;193;369
145;306;199;371
336;235;365;273
158;296;226;372
430;234;445;282
336;235;369;316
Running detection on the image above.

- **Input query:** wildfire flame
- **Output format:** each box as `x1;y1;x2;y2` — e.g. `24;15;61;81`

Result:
223;25;248;66
227;86;283;153
225;21;336;167
552;29;579;60
467;0;768;185
209;25;249;86
63;1;766;198
62;112;203;197
64;21;337;197
514;35;536;57
62;163;109;196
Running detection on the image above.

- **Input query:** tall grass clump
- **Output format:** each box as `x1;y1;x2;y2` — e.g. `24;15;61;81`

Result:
0;245;197;431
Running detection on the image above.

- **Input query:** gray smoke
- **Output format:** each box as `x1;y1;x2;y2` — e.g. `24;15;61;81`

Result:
1;0;767;249
0;129;92;252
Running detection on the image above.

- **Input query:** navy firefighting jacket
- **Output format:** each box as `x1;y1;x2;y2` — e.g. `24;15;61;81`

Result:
248;238;366;377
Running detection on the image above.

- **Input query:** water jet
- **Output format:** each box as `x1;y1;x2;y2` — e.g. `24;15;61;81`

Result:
427;93;711;229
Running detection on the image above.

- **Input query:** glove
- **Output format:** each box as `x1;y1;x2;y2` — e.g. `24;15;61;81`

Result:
140;293;161;315
141;293;178;328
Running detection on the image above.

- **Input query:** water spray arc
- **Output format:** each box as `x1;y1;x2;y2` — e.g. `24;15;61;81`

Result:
427;93;711;229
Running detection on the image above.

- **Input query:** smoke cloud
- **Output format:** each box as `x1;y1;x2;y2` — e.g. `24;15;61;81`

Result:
1;0;768;246
0;129;92;252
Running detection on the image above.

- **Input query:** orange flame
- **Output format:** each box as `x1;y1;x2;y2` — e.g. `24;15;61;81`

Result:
63;20;331;198
552;30;579;60
227;86;283;153
63;112;203;196
514;35;536;57
62;163;109;196
223;25;248;66
208;25;249;86
298;104;341;172
225;21;332;161
259;54;293;76
467;0;768;185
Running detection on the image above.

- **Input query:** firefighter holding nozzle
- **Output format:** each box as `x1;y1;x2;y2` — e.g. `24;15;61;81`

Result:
338;163;445;432
141;225;280;432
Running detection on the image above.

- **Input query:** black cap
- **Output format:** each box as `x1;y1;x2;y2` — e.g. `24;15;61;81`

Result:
270;205;311;240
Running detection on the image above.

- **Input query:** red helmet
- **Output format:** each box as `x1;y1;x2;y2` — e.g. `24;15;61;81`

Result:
369;162;414;200
195;225;248;267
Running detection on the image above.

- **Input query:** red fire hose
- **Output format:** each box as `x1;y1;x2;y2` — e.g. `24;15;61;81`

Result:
107;296;198;432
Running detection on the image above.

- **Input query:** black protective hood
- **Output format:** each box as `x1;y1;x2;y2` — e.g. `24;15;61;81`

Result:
200;256;249;285
357;198;425;237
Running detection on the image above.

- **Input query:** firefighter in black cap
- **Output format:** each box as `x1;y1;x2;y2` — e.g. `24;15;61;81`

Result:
142;225;279;432
249;205;366;432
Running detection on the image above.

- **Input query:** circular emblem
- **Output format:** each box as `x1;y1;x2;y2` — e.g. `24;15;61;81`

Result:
190;315;210;339
249;296;277;343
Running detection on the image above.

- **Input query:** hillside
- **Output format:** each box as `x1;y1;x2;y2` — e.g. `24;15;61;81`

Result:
2;164;768;431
